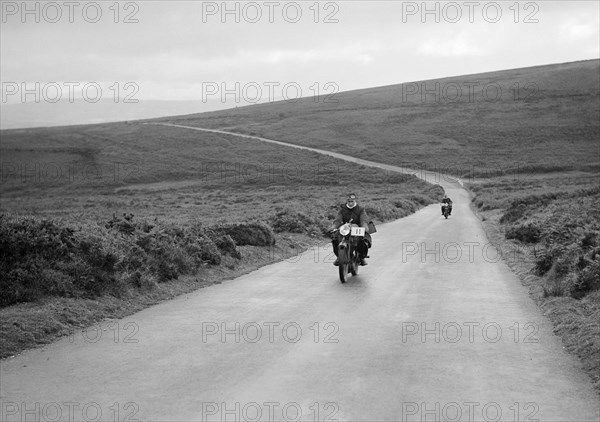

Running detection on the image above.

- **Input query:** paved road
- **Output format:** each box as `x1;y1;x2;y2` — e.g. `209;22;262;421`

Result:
1;126;599;422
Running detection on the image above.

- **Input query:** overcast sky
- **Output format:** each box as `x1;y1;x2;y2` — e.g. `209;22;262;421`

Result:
1;0;599;106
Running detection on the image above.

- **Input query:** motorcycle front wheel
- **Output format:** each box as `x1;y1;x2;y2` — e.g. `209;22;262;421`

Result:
351;255;358;276
339;263;348;283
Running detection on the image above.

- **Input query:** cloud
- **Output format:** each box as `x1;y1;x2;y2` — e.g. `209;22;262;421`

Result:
1;1;598;103
559;20;599;42
418;31;485;57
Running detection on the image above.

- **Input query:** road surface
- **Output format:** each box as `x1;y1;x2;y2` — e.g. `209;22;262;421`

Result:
1;126;598;422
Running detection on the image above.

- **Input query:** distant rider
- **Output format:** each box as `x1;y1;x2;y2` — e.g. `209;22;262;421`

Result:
329;193;372;266
441;194;453;215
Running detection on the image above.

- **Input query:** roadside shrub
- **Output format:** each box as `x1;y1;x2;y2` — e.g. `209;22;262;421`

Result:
534;246;562;276
499;190;591;225
574;255;600;298
270;210;319;234
553;253;576;280
215;222;276;245
119;244;149;273
132;271;158;291
506;223;542;243
535;237;600;298
500;203;528;224
581;232;598;248
542;267;570;298
0;216;80;305
0;215;73;266
63;231;122;297
187;237;222;266
205;232;241;259
0;213;233;307
393;199;417;213
473;198;485;209
39;268;73;296
497;189;599;299
105;213;154;235
408;194;432;206
2;266;44;305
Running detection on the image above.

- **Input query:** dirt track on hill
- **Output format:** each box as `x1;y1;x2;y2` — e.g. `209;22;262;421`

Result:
1;125;598;421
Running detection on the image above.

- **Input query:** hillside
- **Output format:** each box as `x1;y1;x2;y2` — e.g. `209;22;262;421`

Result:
153;59;599;176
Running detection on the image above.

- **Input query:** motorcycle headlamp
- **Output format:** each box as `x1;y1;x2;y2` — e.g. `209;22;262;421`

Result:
339;223;351;236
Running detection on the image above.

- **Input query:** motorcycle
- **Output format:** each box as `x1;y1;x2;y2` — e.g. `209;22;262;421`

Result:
333;222;366;283
442;203;451;219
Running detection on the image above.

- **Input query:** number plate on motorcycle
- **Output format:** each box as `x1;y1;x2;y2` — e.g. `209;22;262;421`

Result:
351;227;365;236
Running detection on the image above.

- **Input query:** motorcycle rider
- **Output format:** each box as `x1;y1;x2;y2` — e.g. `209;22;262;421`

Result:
441;194;453;215
329;193;372;266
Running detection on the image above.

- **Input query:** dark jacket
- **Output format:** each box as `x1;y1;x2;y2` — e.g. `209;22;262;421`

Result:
333;204;369;230
331;204;372;247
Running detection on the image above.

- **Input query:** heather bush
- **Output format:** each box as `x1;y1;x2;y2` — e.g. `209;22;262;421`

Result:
500;202;528;224
471;182;600;300
187;237;222;266
214;222;276;246
0;213;229;307
205;231;241;259
506;223;542;243
529;198;600;298
1;216;78;305
408;194;432;206
573;250;600;298
269;210;323;234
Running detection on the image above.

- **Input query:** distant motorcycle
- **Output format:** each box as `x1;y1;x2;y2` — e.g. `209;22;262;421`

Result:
442;203;451;219
333;222;365;283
